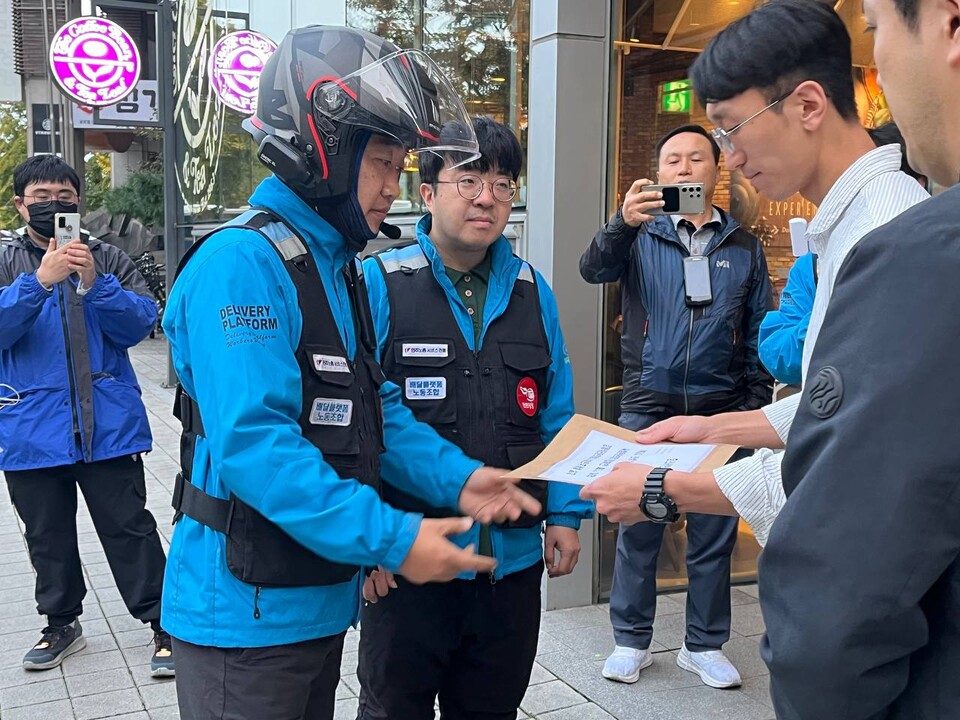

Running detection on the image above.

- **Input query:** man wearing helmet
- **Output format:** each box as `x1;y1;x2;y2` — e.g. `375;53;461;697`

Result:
162;26;540;720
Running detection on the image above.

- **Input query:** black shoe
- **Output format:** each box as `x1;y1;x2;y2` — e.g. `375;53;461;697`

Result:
23;620;86;670
151;629;175;678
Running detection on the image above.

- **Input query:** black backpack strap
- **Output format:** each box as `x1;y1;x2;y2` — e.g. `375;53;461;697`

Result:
812;254;819;286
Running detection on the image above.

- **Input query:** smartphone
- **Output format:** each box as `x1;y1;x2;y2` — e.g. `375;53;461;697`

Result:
55;213;82;246
683;255;713;305
646;183;705;216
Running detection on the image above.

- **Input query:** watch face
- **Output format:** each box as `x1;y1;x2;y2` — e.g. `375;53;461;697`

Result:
645;500;669;520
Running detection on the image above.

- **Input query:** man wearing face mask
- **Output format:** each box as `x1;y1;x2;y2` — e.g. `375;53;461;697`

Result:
0;155;173;676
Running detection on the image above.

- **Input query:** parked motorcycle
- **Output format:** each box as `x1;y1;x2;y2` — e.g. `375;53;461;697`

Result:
134;252;167;338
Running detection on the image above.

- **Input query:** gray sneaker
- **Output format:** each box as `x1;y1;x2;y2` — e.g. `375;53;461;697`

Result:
23;620;86;670
150;630;175;678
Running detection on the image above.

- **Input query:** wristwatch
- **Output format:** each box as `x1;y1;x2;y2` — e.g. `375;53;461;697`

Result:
639;467;680;523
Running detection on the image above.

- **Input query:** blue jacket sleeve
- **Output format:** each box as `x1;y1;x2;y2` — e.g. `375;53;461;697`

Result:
169;232;420;572
82;274;157;349
758;253;816;386
0;273;50;350
362;256;482;512
740;240;775;409
82;247;158;348
535;270;594;528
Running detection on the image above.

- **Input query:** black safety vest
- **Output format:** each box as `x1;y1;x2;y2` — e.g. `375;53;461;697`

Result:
375;245;550;528
171;210;385;588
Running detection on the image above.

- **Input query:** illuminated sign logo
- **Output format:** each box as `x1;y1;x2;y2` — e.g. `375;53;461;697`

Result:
660;80;692;115
49;17;141;107
209;30;277;115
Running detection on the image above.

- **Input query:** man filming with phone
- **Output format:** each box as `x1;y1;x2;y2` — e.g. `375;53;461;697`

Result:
579;124;772;689
1;155;172;676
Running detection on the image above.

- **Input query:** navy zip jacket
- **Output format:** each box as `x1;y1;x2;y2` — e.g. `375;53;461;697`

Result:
580;207;773;417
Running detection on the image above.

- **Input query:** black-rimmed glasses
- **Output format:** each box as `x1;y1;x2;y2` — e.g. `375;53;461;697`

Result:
23;191;79;204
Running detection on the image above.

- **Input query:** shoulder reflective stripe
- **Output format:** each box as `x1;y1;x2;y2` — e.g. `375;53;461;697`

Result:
228;209;264;227
380;250;429;274
517;263;534;284
273;235;307;262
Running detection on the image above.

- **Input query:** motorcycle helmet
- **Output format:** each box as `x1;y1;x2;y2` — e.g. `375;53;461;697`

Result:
243;25;478;245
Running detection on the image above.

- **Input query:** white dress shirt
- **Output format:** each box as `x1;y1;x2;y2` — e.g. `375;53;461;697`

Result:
712;145;929;545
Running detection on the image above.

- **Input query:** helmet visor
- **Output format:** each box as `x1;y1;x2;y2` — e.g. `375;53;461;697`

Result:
312;49;480;167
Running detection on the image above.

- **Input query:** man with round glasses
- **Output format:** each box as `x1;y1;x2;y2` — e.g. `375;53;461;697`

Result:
357;116;592;719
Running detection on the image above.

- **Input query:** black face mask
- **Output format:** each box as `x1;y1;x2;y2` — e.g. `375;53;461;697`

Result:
26;200;79;240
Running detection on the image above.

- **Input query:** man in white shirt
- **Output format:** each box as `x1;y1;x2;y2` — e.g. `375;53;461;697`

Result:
581;0;928;544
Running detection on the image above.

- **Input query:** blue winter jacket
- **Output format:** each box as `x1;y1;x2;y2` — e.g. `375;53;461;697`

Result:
758;253;817;386
580;209;773;417
0;230;155;470
161;177;484;648
364;217;594;580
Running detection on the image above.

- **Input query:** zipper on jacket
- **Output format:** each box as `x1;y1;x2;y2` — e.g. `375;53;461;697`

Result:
253;585;262;619
56;285;83;443
682;308;694;415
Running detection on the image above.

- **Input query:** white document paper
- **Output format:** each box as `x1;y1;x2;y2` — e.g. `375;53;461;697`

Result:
541;430;715;486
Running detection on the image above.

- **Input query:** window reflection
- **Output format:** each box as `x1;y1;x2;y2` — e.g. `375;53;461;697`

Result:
347;0;529;215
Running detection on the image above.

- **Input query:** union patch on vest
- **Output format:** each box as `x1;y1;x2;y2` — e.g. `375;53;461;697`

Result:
517;377;538;416
402;343;448;358
405;377;447;400
312;354;350;373
309;398;353;426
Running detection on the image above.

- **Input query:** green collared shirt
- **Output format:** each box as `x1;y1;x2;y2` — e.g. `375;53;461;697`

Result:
444;252;491;345
444;252;493;556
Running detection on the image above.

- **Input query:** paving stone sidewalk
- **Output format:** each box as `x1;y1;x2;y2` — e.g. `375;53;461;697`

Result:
0;337;775;720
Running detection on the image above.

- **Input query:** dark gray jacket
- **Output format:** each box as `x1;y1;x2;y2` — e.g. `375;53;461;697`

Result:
760;185;960;719
580;208;773;417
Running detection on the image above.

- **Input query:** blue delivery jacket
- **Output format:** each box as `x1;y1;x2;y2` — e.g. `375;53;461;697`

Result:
160;177;483;648
0;231;155;470
758;253;817;385
363;216;593;580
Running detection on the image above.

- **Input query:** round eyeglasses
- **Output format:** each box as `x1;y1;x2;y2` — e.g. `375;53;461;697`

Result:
435;175;518;203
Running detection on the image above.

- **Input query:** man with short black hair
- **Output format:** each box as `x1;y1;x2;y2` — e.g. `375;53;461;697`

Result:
1;154;173;676
579;123;773;688
356;116;591;720
754;0;960;715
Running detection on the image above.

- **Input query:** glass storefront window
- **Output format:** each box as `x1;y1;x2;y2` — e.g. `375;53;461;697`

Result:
600;0;887;597
347;0;529;215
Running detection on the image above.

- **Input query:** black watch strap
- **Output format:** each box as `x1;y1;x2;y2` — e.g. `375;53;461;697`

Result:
645;466;670;491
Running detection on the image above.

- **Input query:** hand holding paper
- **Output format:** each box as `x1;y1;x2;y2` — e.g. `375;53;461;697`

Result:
635;415;713;445
507;415;735;486
580;463;654;524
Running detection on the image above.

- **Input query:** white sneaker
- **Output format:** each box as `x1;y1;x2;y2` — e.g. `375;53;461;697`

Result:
601;645;653;684
677;643;742;688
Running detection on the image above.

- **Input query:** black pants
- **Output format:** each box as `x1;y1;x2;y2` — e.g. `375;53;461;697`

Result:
5;455;166;627
357;561;543;720
609;412;743;652
174;633;345;720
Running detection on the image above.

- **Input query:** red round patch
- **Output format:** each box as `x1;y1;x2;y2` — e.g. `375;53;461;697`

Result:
516;377;538;417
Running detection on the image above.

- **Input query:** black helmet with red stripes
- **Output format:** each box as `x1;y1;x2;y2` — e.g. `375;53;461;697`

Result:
243;25;478;204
